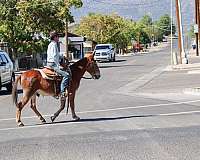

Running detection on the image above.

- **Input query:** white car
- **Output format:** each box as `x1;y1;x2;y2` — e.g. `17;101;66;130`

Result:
0;50;15;92
94;44;116;62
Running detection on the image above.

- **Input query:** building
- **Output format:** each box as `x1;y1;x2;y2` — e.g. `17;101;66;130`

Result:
59;32;85;60
83;40;97;56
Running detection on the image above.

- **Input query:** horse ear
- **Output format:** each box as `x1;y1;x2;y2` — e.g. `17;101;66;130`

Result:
92;51;95;57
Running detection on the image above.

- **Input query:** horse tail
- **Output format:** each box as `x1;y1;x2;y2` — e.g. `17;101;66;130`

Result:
12;75;21;105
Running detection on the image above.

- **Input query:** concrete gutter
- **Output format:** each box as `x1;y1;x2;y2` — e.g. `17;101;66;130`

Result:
172;63;200;70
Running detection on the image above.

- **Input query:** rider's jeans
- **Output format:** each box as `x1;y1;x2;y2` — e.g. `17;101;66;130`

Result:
47;62;70;94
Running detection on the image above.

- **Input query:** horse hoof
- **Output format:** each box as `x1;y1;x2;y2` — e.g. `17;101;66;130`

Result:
41;119;46;124
18;122;24;127
50;116;55;122
73;116;80;121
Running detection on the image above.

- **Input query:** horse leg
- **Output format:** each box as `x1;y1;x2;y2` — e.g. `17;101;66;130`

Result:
50;96;66;122
16;95;30;127
30;94;46;124
69;92;80;121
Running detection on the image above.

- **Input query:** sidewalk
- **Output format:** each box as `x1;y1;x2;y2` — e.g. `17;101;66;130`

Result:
117;42;170;57
171;48;200;70
129;47;200;99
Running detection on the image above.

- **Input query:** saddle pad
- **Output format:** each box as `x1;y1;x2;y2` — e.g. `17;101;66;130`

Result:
42;67;56;75
35;68;56;80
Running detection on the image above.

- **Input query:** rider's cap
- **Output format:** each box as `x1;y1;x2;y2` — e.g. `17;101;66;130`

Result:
50;31;59;40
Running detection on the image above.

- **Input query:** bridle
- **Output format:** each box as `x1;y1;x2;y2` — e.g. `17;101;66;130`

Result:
78;57;99;79
86;59;98;79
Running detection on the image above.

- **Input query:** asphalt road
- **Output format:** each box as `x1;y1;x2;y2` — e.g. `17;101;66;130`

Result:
1;43;200;160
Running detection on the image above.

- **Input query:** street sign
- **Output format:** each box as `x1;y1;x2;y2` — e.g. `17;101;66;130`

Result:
194;24;199;33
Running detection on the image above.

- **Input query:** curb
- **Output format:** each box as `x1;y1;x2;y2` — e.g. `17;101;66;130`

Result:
187;70;200;74
183;88;200;95
171;63;200;70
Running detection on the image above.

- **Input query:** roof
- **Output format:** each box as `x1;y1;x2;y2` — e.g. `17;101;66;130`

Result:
96;44;112;46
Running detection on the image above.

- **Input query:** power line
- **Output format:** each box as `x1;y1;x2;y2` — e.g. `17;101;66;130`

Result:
92;0;162;6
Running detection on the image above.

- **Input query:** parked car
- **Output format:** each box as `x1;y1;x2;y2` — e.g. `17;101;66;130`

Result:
0;50;15;92
94;44;116;62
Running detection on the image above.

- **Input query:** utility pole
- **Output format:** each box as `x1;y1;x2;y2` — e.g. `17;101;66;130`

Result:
65;19;69;59
64;0;69;59
175;0;182;63
170;0;173;65
195;0;199;56
175;0;188;64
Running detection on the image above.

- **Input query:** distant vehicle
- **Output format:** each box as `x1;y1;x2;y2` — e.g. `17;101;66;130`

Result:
162;38;168;42
94;44;116;62
133;43;143;52
0;50;15;92
192;40;196;50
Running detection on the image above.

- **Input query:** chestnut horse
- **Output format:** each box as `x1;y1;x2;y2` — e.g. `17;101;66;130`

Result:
12;54;100;127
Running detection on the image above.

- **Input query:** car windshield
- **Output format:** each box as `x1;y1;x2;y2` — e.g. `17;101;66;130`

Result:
95;45;110;50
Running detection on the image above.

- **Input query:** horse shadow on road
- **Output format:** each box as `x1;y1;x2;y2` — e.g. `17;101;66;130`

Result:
35;114;154;126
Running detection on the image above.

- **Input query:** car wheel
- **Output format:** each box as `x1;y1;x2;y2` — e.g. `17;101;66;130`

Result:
6;82;12;92
113;55;116;62
0;77;2;91
109;55;112;62
6;74;15;93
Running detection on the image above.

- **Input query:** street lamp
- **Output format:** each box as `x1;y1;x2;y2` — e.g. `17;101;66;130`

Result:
171;0;173;65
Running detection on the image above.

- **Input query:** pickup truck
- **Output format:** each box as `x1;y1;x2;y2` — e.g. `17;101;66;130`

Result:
94;44;116;62
0;50;15;92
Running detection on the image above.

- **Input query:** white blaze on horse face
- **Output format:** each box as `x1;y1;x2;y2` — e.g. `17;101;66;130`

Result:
87;61;101;79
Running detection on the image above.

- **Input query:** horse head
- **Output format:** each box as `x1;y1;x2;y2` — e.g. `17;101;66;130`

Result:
85;54;101;79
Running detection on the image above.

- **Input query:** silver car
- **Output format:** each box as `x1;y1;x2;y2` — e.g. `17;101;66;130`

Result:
0;50;15;92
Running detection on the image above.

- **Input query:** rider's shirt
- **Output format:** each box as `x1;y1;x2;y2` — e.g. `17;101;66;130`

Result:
47;41;60;67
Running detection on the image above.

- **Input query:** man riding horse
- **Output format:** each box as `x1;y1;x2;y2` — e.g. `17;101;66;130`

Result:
12;31;101;127
47;31;71;97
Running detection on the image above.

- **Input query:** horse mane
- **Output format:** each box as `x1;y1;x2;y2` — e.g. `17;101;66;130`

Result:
69;57;88;90
70;57;88;72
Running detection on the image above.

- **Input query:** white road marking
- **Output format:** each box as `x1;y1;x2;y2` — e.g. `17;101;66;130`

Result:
1;99;200;122
0;110;200;132
0;99;200;132
115;66;165;93
157;110;200;116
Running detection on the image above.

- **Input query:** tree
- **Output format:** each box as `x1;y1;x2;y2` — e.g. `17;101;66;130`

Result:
188;25;195;38
139;15;152;26
0;0;82;58
137;15;153;44
154;14;176;41
75;13;119;43
75;13;137;53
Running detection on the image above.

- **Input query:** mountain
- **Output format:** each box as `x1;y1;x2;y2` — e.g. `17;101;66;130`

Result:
71;0;195;32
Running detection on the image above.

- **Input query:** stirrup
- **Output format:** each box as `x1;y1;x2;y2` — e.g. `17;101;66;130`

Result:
60;92;67;98
53;95;59;99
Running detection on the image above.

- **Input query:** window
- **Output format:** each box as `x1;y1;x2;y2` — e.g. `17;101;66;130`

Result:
95;45;110;50
1;54;8;63
0;55;3;63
